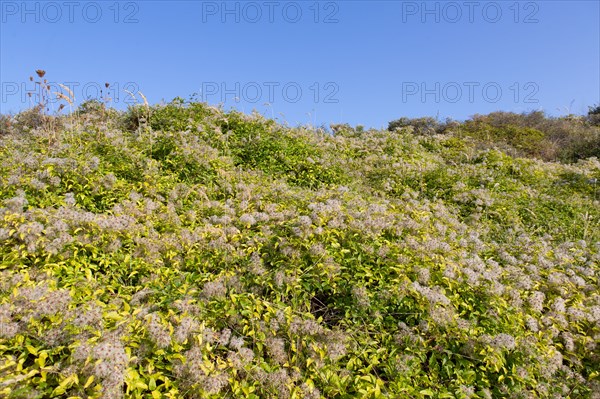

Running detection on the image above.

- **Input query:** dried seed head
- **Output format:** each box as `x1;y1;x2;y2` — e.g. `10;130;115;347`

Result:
138;91;149;107
29;76;34;81
58;83;74;100
58;93;73;104
105;82;110;88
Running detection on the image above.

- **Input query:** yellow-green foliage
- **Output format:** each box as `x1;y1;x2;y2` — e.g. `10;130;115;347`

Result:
0;101;599;398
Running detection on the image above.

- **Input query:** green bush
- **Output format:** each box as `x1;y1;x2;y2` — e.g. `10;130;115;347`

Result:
388;116;445;135
76;99;106;115
457;121;548;157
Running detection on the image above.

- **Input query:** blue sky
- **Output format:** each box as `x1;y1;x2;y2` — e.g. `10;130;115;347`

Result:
1;0;599;128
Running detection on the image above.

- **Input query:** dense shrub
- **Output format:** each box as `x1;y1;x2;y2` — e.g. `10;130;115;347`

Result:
12;106;51;131
443;110;600;162
387;116;447;135
588;104;600;126
0;103;599;398
456;120;549;158
76;99;106;115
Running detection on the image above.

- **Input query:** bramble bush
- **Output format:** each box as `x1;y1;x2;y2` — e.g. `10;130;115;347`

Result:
1;99;599;398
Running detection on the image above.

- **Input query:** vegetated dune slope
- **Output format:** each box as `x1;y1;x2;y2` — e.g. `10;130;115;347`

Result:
0;102;599;398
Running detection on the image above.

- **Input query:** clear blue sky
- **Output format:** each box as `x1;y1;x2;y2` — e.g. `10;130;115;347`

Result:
1;0;599;128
